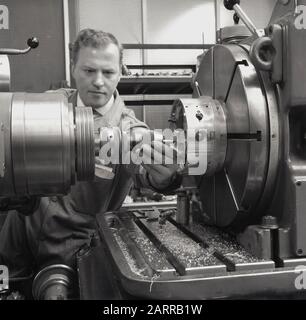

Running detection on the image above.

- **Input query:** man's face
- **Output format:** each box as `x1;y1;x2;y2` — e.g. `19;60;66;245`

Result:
72;43;121;108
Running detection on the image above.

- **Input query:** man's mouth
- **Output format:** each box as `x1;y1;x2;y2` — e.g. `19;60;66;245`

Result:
88;91;106;95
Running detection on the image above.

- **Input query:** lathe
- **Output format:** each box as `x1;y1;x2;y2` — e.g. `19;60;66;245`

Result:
2;0;306;300
79;0;306;299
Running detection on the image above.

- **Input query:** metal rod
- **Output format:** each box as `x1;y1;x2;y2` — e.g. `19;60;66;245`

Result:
63;0;71;86
214;0;220;43
122;201;177;210
194;81;202;97
123;44;213;50
176;192;190;225
233;4;261;38
224;169;241;211
140;0;147;74
125;64;196;72
0;48;31;55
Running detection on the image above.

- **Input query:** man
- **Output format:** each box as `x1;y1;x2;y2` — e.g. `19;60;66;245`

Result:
0;29;180;282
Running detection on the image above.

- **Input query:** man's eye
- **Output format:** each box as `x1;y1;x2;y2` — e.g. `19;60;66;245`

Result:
84;69;94;73
104;71;114;75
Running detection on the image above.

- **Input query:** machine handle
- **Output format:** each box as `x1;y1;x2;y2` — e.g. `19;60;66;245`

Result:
0;37;39;55
224;0;276;71
224;0;240;10
223;0;263;38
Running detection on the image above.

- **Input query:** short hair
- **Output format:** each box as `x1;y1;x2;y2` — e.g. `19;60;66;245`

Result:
71;28;123;66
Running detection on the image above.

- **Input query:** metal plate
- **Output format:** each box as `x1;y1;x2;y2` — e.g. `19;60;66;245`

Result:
94;210;305;300
195;44;279;229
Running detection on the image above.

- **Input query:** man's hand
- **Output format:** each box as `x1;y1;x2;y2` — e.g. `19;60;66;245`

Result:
95;157;115;180
136;140;181;190
145;163;179;190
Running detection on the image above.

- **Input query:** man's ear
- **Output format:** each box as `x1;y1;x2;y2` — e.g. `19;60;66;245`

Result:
117;67;122;84
121;64;129;76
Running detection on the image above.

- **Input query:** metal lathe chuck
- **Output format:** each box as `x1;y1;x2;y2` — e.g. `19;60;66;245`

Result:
171;44;279;230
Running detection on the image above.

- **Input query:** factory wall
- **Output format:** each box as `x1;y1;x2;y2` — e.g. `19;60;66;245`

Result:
0;0;66;92
219;0;278;29
78;0;215;66
0;0;279;91
78;0;143;65
77;0;279;66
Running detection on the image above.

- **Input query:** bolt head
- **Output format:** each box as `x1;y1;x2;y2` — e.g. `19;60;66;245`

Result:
261;215;278;229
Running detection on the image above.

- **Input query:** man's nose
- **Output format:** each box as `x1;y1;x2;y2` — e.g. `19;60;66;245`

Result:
93;72;104;87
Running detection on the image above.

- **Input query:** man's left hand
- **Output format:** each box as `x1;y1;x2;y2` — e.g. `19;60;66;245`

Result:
138;141;181;190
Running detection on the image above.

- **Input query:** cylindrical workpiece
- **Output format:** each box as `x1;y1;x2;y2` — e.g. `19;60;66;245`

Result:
0;92;95;197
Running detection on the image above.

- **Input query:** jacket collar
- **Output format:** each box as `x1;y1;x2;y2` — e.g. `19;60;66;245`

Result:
102;90;125;127
68;90;78;106
70;89;124;128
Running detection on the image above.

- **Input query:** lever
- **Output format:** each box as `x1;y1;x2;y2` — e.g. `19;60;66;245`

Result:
224;0;275;71
0;37;39;55
224;0;264;38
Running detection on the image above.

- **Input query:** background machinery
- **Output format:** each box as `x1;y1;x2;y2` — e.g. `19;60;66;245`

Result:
77;0;306;299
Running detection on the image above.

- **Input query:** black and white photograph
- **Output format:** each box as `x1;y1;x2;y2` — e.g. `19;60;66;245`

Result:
0;0;305;312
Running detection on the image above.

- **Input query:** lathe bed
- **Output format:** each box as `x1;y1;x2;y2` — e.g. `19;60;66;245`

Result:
94;208;306;299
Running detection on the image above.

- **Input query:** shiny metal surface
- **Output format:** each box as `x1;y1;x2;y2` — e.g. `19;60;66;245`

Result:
176;191;190;225
251;71;280;219
11;93;76;195
0;92;95;197
32;264;75;300
217;26;251;44
96;211;305;300
0;56;10;92
75;107;95;181
122;200;177;210
171;97;227;176
194;44;278;228
232;4;263;38
0;93;13;191
0;37;39;56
